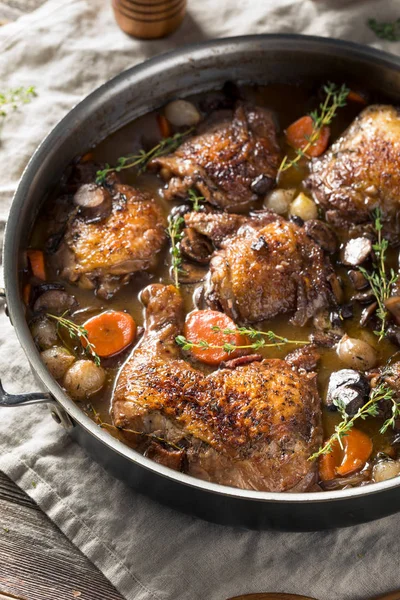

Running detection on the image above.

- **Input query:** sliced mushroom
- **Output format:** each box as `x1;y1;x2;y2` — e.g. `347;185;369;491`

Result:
250;174;275;196
341;237;372;266
327;272;344;303
386;325;400;347
348;269;369;291
304;220;338;253
180;228;213;264
384;296;400;325
179;262;207;285
359;302;378;327
33;289;78;315
352;291;375;305
325;369;370;415
73;183;112;224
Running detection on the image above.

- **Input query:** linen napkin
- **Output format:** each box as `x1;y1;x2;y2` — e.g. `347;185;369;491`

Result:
1;1;400;599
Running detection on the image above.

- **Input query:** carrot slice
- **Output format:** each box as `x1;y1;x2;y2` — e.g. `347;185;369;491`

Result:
319;428;373;481
183;310;248;366
285;115;330;158
80;151;94;163
319;442;342;482
336;429;373;477
83;311;136;358
157;114;172;138
347;90;367;105
22;283;31;306
27;249;46;280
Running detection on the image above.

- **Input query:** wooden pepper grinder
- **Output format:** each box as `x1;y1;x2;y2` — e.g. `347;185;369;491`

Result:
112;0;187;39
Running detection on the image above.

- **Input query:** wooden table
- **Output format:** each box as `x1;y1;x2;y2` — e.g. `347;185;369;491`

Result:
0;471;124;600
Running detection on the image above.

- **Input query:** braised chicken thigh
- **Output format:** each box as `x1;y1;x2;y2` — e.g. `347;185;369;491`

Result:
151;102;281;210
307;105;400;232
52;183;166;299
185;210;337;325
112;284;322;492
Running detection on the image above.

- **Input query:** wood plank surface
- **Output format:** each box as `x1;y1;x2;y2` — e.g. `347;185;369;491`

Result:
0;471;124;600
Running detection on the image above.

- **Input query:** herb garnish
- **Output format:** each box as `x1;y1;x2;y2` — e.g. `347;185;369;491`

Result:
278;82;349;175
0;86;36;120
188;188;205;211
176;325;310;354
95;128;194;184
167;215;185;288
368;18;400;42
47;312;101;366
358;208;398;342
310;375;399;460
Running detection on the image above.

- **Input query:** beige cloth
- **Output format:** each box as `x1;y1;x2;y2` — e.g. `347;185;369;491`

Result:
1;1;400;599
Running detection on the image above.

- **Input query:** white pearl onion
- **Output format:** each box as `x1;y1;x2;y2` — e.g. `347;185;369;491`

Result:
336;334;377;371
373;460;400;483
289;192;318;221
63;360;106;400
264;188;295;215
164;99;201;127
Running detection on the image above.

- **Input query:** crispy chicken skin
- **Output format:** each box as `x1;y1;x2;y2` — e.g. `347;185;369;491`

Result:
112;284;322;492
185;210;337;326
150;102;281;211
53;183;166;299
307;105;400;230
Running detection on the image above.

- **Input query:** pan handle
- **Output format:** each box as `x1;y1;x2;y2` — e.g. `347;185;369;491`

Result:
0;379;74;429
0;379;53;407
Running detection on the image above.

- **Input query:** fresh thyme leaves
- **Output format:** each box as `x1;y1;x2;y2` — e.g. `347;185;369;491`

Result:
368;18;400;42
95;128;194;184
278;82;349;175
47;312;101;367
0;86;36;119
167;215;185;288
188;188;205;211
176;325;310;354
89;404;181;450
358;208;398;342
310;377;398;461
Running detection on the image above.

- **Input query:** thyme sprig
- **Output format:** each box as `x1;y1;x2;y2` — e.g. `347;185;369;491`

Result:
0;86;36;119
188;188;205;211
89;405;181;450
368;18;400;42
278;82;349;175
167;215;185;288
176;325;310;354
358;208;398;342
310;376;399;460
95;128;194;184
47;312;100;367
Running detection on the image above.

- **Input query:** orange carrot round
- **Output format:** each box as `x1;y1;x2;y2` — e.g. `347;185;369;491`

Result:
157;114;172;138
347;90;367;105
83;311;136;358
285;115;330;158
27;249;46;280
183;310;248;366
319;428;373;481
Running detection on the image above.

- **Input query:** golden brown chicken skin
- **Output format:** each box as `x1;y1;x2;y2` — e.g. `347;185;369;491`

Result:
150;102;281;211
185;210;338;326
53;183;166;299
112;284;322;492
307;105;400;233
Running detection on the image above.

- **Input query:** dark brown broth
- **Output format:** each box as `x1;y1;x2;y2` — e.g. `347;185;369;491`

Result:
26;83;399;466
